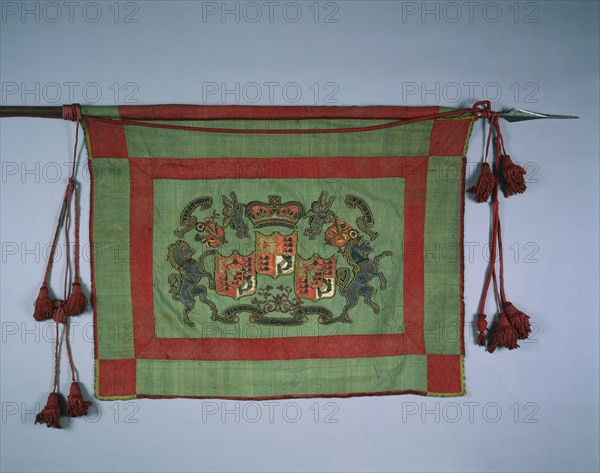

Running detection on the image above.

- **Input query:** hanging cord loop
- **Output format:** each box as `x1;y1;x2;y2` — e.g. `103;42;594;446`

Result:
472;105;533;352
33;104;91;429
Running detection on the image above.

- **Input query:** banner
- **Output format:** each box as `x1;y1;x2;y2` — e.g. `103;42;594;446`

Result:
83;105;474;399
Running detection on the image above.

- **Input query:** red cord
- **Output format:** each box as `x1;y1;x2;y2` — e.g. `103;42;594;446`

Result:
65;317;76;382
45;104;83;394
82;104;490;135
476;112;511;316
52;317;59;392
477;113;502;315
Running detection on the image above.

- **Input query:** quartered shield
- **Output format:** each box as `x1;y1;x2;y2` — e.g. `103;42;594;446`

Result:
295;255;336;301
255;231;297;278
215;251;256;299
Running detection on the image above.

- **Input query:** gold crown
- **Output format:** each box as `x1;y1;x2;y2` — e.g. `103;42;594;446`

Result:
245;195;303;228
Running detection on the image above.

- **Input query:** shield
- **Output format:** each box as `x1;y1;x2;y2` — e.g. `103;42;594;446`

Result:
295;255;336;301
255;231;297;278
215;251;256;299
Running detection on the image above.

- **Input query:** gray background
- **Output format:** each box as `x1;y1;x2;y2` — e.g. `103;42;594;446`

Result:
1;1;598;472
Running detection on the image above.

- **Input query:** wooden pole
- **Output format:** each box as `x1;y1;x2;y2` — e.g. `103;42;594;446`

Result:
0;105;578;122
0;106;63;118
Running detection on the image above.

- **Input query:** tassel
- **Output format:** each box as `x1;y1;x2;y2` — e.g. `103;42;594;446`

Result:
476;313;488;346
468;163;497;203
488;313;519;353
65;281;88;316
67;382;92;417
504;301;531;340
35;392;62;429
501;155;527;197
33;283;54;321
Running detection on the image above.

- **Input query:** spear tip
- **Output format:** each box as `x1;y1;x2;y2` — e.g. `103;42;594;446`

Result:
501;107;579;122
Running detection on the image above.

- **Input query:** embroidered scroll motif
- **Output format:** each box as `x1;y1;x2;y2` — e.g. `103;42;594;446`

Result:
251;285;303;313
345;194;378;241
174;196;212;238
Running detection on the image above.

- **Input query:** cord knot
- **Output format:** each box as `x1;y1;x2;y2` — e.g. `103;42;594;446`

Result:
62;104;81;122
472;100;493;119
52;300;68;324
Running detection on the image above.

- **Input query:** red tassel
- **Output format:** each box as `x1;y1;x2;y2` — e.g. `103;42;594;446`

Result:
504;301;531;340
33;283;54;321
35;392;62;429
501;155;527;197
488;313;519;353
67;382;92;417
468;163;497;203
476;313;488;346
65;281;88;316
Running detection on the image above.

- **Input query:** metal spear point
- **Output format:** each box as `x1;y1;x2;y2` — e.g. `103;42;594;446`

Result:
500;107;579;122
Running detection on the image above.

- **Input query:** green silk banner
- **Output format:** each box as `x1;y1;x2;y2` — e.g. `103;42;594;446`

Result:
83;104;474;399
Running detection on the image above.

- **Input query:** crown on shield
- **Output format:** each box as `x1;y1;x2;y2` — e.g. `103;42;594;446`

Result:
324;218;358;247
245;195;304;228
227;258;245;278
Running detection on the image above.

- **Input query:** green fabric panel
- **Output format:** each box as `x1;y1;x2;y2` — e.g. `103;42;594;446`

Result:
124;119;433;158
424;155;463;354
154;178;404;337
92;159;134;359
136;355;427;397
81;105;121;118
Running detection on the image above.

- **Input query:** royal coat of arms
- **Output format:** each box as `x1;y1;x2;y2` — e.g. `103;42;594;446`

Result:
168;192;391;326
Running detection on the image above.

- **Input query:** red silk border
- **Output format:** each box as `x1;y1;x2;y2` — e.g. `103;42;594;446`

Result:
88;111;471;397
118;104;441;120
128;156;428;361
97;359;136;398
